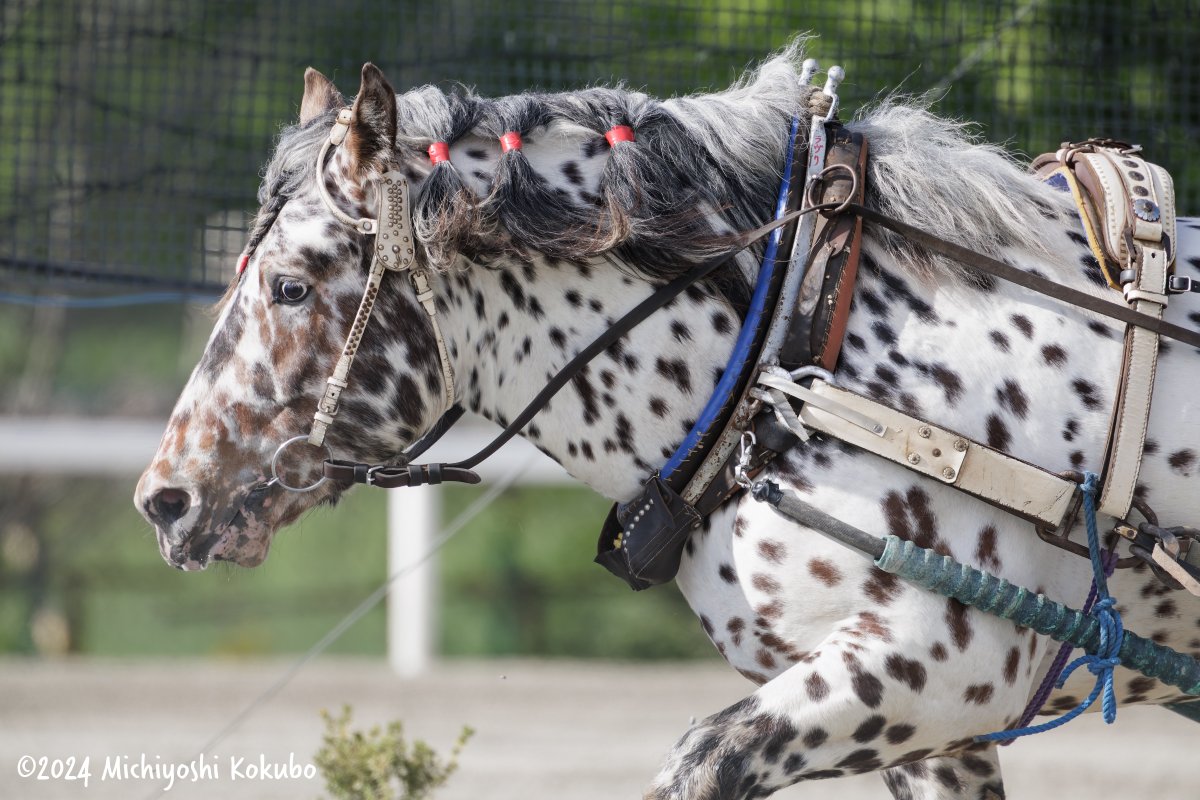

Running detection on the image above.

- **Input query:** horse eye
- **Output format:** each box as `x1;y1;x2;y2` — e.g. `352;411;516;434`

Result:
274;278;310;304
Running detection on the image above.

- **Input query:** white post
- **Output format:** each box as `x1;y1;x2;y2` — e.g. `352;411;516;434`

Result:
387;484;438;677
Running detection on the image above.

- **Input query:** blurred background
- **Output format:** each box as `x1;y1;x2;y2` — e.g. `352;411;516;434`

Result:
2;0;1198;672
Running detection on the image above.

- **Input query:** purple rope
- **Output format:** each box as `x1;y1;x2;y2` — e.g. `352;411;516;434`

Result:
1004;546;1118;743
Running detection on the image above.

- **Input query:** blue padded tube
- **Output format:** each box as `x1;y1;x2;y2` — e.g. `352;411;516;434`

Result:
660;116;800;480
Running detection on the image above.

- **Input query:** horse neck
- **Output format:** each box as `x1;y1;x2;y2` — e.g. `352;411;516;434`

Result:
435;256;739;502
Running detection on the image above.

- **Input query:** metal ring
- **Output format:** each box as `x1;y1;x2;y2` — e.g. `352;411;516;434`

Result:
270;435;333;493
804;163;859;215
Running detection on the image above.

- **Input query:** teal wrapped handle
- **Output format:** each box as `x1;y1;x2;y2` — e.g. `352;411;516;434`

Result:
876;536;1200;697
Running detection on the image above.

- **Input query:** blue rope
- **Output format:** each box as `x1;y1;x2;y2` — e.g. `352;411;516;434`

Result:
977;471;1124;742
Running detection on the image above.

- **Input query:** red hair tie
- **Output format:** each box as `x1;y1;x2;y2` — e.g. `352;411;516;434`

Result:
499;131;523;152
605;125;635;147
236;252;249;276
428;141;450;165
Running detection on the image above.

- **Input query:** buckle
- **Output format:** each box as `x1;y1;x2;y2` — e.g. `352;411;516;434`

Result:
1168;275;1200;295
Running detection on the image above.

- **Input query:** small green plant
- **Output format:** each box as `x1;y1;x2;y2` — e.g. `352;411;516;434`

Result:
315;705;473;800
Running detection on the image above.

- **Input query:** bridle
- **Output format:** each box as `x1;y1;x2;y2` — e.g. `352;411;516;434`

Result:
267;107;458;491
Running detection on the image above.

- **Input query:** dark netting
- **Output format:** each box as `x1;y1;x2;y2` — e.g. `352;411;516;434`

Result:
2;0;1196;299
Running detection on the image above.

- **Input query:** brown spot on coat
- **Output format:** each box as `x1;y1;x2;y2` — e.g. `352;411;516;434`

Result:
1155;599;1178;619
1003;646;1020;685
1011;314;1034;338
995;379;1029;419
756;600;784;620
803;728;828;748
1041;344;1068;366
738;668;769;685
806;672;831;701
986;413;1011;450
930;642;948;661
963;683;994;704
1168;449;1196;476
855;611;893;642
945;599;973;651
885;653;928;692
752;573;782;594
808;558;843;586
862;567;903;605
974;525;1001;571
727;617;744;646
852;715;886;743
758;539;787;564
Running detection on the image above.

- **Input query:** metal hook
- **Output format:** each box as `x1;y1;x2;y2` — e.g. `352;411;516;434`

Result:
734;430;757;490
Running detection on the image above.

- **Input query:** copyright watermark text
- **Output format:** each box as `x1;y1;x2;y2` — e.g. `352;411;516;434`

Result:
16;752;317;790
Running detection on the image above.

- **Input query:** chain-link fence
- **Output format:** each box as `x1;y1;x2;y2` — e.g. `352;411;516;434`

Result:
2;0;1197;299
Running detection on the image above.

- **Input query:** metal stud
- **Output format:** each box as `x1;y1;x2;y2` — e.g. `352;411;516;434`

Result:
942;467;956;480
953;439;968;452
918;426;932;438
907;453;921;465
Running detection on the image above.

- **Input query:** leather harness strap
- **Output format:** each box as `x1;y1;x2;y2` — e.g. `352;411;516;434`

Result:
783;125;869;371
796;381;1078;528
840;203;1200;349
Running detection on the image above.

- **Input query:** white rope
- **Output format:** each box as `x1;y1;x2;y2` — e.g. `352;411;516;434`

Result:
142;454;534;800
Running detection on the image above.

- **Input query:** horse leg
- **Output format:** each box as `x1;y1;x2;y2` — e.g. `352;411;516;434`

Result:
881;749;1005;800
643;623;1024;800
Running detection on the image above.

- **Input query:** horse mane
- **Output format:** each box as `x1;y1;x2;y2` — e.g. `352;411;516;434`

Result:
259;38;1072;293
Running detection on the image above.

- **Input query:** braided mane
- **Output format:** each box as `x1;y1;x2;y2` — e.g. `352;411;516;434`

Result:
263;41;812;288
260;37;1073;293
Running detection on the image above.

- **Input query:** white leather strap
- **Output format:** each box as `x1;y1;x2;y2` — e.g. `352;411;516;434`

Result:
1099;242;1167;518
316;110;380;236
794;381;1078;529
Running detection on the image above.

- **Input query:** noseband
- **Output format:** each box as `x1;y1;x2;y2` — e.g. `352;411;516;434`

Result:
269;108;458;490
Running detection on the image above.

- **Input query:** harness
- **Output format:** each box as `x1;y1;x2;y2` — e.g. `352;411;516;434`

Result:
269;67;1200;600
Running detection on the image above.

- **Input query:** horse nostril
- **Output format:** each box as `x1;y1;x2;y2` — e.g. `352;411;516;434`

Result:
149;487;192;528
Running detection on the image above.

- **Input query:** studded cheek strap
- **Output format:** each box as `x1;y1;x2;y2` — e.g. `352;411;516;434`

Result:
307;109;457;448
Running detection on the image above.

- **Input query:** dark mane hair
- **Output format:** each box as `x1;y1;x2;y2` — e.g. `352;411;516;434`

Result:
261;40;814;293
259;37;1075;299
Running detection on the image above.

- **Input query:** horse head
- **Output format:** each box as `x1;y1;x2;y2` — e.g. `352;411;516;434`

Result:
136;65;450;570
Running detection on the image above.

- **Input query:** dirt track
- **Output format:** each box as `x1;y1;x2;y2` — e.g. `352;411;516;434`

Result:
2;658;1195;799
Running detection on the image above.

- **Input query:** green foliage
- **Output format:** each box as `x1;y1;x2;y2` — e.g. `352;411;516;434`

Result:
314;706;472;800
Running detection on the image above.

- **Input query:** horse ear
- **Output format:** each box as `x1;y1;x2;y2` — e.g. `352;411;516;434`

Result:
300;67;344;125
346;63;397;171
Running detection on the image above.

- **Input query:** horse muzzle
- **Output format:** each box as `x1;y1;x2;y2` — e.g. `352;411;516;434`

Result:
137;477;276;571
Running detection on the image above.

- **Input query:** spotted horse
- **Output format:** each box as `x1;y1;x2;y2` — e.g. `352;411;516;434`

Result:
136;40;1200;799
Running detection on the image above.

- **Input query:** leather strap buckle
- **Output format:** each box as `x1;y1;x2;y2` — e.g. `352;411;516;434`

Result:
1168;275;1200;295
